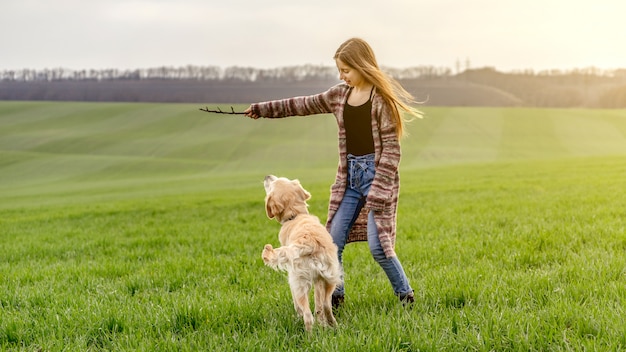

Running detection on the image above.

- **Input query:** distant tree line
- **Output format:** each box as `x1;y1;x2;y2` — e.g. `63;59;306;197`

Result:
1;65;626;108
0;64;454;82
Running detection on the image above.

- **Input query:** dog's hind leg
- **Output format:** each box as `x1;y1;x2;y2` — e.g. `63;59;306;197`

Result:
289;275;314;331
314;280;325;325
314;280;336;327
322;280;337;326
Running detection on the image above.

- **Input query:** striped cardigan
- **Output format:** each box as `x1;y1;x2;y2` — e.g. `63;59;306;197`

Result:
250;83;401;258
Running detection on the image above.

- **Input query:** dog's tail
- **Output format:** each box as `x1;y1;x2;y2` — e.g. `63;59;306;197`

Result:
312;258;342;286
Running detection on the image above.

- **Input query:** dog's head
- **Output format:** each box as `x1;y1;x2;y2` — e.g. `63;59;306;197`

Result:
264;175;311;223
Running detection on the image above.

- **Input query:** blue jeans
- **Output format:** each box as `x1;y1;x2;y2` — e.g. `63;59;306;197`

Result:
330;154;413;298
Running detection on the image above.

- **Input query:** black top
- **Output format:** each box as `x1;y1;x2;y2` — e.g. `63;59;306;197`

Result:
344;87;375;156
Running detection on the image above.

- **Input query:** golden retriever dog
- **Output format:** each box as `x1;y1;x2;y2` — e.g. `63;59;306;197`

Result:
261;175;341;331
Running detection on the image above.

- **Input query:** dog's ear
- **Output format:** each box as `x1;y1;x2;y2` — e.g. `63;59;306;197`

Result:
265;194;277;219
265;195;274;218
292;179;311;201
300;188;311;201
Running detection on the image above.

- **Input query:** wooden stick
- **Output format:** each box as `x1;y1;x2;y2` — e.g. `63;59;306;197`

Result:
199;106;246;115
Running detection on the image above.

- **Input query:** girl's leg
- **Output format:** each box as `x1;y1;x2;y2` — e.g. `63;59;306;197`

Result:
329;187;365;298
366;211;413;300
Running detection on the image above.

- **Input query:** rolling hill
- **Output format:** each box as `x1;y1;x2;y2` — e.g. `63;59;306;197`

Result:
1;101;626;208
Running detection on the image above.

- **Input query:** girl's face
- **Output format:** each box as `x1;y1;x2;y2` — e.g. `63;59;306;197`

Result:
336;58;365;88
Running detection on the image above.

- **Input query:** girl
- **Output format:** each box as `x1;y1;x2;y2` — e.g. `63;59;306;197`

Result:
244;38;420;306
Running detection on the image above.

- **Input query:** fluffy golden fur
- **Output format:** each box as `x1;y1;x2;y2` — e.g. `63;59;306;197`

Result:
261;175;341;331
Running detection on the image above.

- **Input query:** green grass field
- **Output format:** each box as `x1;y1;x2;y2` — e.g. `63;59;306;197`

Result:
1;101;626;351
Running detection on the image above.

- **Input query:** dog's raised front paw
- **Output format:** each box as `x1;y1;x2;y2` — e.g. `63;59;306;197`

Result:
262;244;274;263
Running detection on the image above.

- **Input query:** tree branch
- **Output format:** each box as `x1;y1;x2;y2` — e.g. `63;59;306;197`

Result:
199;106;246;115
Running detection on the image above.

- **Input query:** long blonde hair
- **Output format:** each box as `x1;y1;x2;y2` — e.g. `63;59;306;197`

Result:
334;38;422;138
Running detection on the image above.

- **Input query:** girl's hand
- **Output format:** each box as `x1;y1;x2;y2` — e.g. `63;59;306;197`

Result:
244;106;260;119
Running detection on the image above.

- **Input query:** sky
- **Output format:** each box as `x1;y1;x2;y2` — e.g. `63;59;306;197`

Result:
1;0;625;72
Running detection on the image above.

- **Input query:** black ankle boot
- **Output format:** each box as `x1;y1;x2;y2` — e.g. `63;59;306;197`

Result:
399;291;414;306
332;295;344;309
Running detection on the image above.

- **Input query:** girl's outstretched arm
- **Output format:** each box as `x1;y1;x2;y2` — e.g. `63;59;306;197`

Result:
244;84;348;119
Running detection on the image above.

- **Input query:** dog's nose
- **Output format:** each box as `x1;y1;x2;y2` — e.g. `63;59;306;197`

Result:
265;175;277;182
